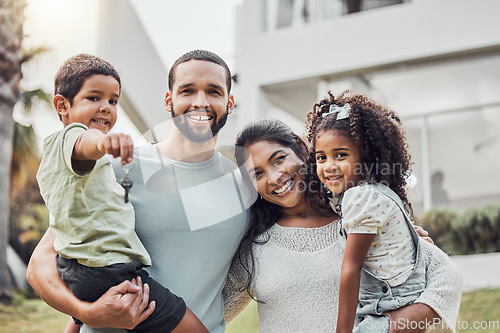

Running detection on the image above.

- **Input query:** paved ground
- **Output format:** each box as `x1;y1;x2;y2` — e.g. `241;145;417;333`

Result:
451;252;500;292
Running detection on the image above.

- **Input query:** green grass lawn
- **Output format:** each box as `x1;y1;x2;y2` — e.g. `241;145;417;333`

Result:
225;301;258;333
455;288;500;333
0;291;69;332
2;288;499;332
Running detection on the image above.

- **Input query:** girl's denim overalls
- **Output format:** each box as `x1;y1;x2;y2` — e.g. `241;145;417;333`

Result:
337;184;426;333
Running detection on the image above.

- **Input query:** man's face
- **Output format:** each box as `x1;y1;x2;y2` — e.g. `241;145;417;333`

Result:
165;60;234;142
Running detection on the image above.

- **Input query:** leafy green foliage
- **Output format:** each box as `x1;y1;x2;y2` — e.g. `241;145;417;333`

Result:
420;205;500;255
9;201;48;265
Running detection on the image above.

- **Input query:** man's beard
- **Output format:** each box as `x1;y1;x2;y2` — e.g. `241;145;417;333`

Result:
171;102;229;143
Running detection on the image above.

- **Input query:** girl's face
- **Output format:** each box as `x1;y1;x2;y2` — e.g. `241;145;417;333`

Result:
243;140;305;210
315;130;362;195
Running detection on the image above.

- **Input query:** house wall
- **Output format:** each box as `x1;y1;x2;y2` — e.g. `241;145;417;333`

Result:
234;0;500;214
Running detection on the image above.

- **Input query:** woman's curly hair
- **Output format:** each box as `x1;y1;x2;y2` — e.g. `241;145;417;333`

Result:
305;90;413;211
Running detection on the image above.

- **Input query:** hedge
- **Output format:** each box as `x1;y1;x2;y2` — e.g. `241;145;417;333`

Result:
418;205;500;256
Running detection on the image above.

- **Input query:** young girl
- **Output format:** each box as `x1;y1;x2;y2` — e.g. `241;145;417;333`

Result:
306;91;426;333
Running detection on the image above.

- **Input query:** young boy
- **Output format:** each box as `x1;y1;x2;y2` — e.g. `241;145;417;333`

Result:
36;54;207;333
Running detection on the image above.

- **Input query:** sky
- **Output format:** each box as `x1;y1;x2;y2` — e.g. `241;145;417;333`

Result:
19;0;243;147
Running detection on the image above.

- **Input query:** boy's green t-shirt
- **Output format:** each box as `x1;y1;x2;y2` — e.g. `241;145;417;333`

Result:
36;123;151;267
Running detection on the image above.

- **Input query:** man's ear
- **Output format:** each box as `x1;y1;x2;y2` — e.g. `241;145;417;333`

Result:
164;92;172;113
53;94;69;118
227;94;235;115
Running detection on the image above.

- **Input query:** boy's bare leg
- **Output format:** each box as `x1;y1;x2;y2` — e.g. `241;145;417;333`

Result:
64;319;81;333
171;307;209;333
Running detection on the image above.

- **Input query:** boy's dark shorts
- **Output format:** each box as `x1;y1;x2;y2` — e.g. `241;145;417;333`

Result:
56;254;187;333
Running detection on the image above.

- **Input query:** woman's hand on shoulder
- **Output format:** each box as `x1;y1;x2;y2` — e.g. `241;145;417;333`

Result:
413;224;434;244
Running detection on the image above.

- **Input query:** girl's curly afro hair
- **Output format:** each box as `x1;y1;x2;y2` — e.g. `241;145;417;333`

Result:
305;90;413;210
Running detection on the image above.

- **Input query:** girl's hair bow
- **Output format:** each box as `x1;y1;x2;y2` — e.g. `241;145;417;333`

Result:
322;103;351;120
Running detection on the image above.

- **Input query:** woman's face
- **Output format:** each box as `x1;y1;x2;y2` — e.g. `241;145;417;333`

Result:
243;140;305;209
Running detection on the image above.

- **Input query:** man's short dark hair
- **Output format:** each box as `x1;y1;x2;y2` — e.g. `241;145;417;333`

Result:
54;54;121;105
168;50;232;93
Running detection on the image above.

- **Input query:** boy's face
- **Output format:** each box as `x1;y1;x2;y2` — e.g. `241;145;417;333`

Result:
164;60;234;142
56;74;120;134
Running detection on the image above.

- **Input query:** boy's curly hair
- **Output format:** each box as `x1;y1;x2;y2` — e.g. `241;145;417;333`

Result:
305;90;413;210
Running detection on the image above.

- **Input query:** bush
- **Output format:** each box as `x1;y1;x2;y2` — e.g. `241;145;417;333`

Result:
419;205;500;255
9;197;49;265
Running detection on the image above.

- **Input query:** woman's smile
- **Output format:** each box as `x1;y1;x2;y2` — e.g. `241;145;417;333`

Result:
272;178;295;197
245;140;305;209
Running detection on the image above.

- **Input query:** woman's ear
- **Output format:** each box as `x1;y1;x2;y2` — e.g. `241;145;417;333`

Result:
53;94;69;119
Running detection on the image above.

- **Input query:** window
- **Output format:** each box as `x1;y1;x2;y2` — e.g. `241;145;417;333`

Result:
263;0;409;31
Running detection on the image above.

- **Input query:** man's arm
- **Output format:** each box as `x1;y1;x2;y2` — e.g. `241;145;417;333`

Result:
26;228;155;329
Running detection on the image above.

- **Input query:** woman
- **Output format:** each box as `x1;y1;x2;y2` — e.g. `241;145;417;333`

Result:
223;118;462;333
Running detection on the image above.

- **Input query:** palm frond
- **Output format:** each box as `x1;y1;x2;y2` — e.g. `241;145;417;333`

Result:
20;46;51;64
19;88;51;114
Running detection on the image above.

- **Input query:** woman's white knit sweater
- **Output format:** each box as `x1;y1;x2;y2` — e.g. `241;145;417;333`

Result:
224;220;463;333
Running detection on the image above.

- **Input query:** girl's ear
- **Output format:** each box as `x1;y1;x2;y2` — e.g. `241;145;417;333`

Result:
53;94;69;118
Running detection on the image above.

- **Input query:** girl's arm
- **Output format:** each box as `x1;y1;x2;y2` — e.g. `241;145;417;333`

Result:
337;233;375;333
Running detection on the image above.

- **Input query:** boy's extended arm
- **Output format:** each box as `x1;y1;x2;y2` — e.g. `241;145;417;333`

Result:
73;129;133;166
26;228;155;329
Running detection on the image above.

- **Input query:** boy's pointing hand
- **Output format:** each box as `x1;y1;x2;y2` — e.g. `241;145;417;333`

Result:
98;133;134;165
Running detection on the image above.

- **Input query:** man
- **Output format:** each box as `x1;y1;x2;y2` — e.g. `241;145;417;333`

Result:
27;50;251;333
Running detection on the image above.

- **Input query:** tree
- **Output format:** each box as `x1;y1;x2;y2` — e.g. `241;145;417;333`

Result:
0;0;26;304
9;81;51;265
10;118;49;266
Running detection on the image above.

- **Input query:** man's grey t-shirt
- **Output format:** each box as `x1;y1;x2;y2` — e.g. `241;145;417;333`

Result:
81;144;251;333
